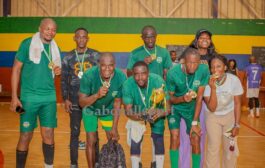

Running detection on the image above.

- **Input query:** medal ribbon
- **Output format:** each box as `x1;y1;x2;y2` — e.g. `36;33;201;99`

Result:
143;45;156;56
182;64;193;91
75;48;87;73
137;78;150;108
43;44;52;63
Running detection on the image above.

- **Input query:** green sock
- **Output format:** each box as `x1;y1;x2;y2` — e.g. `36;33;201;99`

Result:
170;149;179;168
192;154;201;168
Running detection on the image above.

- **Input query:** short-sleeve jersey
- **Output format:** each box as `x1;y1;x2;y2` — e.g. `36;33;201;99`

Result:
127;45;172;77
166;64;210;112
16;37;60;102
245;63;263;88
79;66;127;115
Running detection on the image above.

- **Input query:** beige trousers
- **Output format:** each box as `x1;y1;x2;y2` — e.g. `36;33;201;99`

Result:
205;111;239;168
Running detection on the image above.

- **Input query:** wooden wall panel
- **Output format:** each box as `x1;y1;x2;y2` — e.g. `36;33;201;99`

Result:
0;0;3;16
261;1;265;18
235;0;242;18
7;0;265;19
195;0;202;18
227;0;235;18
248;0;256;18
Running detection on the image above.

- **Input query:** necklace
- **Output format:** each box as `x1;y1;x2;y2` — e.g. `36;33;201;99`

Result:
137;78;150;108
215;73;227;86
100;73;113;89
143;45;157;61
75;48;87;79
182;65;197;98
182;65;192;91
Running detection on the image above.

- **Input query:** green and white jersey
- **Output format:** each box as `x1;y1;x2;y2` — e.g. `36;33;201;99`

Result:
79;66;126;115
122;73;169;113
166;64;210;112
16;37;59;102
127;45;172;78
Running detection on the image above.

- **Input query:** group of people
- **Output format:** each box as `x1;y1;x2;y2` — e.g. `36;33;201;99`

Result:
10;17;263;168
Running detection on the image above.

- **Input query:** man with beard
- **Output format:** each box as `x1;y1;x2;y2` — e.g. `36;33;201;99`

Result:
166;47;210;168
10;18;61;168
61;27;100;167
126;25;172;79
123;61;170;168
79;53;126;168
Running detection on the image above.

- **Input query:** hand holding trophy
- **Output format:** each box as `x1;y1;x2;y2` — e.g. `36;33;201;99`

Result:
141;84;167;123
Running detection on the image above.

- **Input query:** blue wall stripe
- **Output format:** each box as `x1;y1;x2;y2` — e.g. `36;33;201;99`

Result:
0;51;254;70
0;51;16;67
0;52;130;69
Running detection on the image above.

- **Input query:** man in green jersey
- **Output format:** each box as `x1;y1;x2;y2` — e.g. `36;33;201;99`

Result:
123;61;170;168
166;47;210;168
127;25;172;78
79;52;126;168
10;18;61;168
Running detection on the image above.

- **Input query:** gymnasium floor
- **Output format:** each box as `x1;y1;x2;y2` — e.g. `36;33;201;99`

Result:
0;103;264;168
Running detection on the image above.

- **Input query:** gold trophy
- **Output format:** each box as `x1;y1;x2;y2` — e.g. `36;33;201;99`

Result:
142;84;167;123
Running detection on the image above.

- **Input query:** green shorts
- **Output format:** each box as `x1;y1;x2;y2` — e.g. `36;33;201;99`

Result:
150;117;165;135
83;109;113;132
20;101;57;132
167;108;194;134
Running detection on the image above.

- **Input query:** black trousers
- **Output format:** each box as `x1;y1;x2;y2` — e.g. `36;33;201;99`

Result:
69;106;99;165
69;106;82;165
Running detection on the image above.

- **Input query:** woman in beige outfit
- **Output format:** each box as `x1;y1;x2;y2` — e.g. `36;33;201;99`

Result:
203;54;243;168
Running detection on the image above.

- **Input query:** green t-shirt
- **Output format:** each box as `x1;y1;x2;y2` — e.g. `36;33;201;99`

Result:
79;66;127;115
166;64;210;112
122;73;169;113
16;37;59;102
127;45;172;77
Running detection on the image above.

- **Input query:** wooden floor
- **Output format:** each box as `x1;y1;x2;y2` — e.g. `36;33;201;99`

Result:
0;103;265;168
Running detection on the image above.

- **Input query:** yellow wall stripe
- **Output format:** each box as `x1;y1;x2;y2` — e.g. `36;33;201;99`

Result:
0;34;264;54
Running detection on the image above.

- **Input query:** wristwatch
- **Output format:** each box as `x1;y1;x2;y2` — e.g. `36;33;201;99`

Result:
192;121;198;126
234;123;240;128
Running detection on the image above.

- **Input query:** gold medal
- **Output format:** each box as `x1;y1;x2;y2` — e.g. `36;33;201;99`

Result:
186;90;197;99
212;73;220;79
189;90;197;99
48;62;55;69
103;81;111;88
103;81;110;88
151;54;157;61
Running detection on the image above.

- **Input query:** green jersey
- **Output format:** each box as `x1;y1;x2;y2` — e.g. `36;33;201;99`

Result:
127;45;172;77
122;73;169;113
166;64;210;112
79;66;126;115
123;73;168;134
16;37;59;102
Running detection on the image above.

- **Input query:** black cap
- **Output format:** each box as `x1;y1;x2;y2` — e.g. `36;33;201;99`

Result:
195;29;212;40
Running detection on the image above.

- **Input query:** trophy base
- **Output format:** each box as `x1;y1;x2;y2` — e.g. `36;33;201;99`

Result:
140;114;154;124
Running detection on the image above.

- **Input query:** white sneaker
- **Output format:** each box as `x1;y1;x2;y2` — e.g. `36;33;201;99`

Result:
78;141;86;150
44;163;53;168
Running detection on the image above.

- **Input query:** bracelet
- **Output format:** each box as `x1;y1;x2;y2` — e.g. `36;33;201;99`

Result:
234;123;240;128
192;121;198;126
